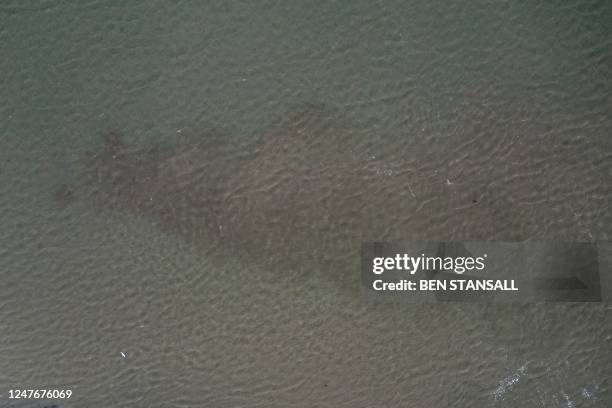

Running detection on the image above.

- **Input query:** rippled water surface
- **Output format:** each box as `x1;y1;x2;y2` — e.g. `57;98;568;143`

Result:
1;0;611;406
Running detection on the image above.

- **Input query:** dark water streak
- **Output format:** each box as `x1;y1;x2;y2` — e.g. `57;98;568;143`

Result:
53;104;529;291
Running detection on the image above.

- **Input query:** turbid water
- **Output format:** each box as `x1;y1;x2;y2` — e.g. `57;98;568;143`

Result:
1;1;611;407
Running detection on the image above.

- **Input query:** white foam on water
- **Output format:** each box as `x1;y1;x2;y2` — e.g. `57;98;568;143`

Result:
490;363;528;402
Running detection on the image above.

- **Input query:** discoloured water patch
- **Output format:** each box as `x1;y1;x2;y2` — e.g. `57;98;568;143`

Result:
57;103;519;288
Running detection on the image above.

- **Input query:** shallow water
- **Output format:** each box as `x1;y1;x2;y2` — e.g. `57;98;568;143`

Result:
1;0;611;407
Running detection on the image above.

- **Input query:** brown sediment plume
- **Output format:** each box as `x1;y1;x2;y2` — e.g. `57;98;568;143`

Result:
70;104;512;286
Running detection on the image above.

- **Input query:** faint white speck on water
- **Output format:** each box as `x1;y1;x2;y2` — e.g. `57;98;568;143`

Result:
365;154;402;178
407;183;416;198
120;351;128;358
580;385;599;403
562;392;575;408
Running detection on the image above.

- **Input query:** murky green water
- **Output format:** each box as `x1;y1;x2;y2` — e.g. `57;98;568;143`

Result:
1;1;611;406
